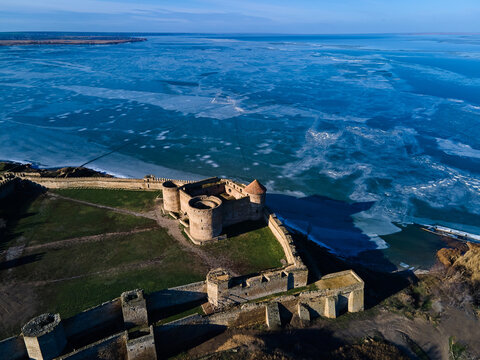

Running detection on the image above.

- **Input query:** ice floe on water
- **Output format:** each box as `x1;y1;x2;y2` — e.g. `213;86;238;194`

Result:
436;138;480;159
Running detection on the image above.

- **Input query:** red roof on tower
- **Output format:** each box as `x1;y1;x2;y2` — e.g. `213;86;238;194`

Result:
244;179;266;195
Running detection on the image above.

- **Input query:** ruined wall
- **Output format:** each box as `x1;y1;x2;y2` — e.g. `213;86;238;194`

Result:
126;326;156;360
264;210;297;265
223;181;245;199
222;267;308;304
58;332;127;360
298;270;365;318
63;299;123;344
12;174;192;191
206;208;309;307
207;303;266;327
0;335;28;360
147;281;206;312
121;290;149;329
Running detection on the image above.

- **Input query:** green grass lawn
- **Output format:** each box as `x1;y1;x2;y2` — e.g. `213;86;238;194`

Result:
38;263;207;319
0;187;289;339
9;194;156;246
3;227;208;322
3;229;181;283
204;221;285;275
52;188;161;212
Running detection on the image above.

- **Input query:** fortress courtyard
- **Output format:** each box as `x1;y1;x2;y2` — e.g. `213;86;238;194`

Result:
0;183;285;339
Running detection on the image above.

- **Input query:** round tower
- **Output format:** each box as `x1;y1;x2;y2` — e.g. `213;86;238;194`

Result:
187;195;223;241
22;313;67;360
245;179;266;220
162;181;180;213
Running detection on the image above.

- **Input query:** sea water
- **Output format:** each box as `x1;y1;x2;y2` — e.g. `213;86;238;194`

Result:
1;33;479;270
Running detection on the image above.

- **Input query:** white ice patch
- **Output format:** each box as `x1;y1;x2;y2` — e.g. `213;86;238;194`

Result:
56;85;245;120
436;138;480;159
156;130;170;141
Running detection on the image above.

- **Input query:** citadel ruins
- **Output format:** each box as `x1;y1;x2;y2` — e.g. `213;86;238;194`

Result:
0;172;364;360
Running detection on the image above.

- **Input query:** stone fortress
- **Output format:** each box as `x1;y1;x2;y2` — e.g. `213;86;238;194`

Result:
162;177;266;243
0;172;365;360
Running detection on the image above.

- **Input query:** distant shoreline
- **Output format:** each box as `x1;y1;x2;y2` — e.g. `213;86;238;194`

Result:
0;38;147;46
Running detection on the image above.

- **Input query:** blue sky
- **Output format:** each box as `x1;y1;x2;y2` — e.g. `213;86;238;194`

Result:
0;0;479;33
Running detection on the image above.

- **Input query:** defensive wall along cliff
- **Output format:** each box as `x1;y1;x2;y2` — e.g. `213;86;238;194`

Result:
7;173;194;190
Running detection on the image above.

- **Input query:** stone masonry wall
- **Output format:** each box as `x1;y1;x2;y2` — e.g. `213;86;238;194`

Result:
11;174;192;190
63;299;123;342
57;332;127;360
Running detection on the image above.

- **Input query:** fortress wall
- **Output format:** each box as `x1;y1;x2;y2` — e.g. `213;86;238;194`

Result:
58;332;127;360
224;181;245;199
188;183;225;198
179;190;192;214
221;197;253;227
147;282;207;312
264;210;297;265
0;335;28;360
207;303;266;327
63;299;123;344
227;271;290;300
12;174;192;191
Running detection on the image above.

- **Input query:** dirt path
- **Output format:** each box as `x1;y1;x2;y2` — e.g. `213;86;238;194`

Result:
25;228;157;251
19;256;166;287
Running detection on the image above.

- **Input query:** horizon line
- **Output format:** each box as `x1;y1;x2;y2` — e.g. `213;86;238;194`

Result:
1;31;480;36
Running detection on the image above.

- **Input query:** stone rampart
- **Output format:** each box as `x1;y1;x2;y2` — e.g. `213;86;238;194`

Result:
205;208;309;308
147;281;207;312
207;303;266;327
0;335;28;360
298;270;364;318
126;326;156;360
264;209;299;266
57;332;127;360
10;173;193;191
63;299;123;345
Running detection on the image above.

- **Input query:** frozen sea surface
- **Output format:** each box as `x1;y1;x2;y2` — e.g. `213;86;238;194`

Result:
1;33;480;269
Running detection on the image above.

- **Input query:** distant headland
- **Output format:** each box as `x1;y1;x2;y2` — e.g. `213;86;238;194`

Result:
0;36;146;46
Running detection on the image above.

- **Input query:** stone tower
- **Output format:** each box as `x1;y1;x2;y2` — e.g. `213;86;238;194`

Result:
21;313;67;360
187;196;223;241
244;179;266;221
161;181;180;213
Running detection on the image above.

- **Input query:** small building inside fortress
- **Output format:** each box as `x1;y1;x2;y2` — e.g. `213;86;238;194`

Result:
162;177;267;244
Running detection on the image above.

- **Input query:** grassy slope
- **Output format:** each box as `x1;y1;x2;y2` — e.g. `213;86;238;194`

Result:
34;229;208;318
0;188;287;338
9;194;156;246
52;188;161;212
205;222;285;275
